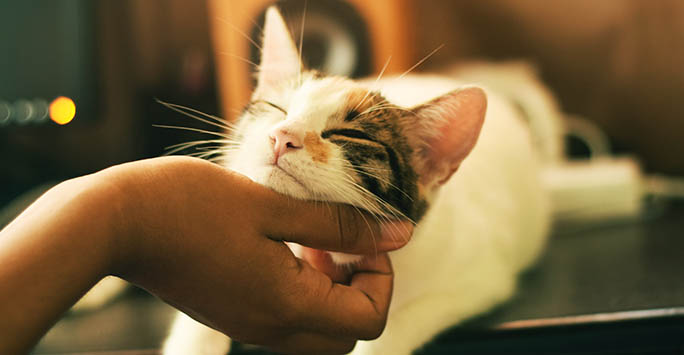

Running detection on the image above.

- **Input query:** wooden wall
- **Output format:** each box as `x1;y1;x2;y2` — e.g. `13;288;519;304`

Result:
415;0;684;175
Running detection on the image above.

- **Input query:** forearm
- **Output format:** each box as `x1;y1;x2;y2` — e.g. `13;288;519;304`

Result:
0;175;121;354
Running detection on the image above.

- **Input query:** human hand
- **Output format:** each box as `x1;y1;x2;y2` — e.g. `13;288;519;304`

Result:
0;156;412;354
104;156;413;354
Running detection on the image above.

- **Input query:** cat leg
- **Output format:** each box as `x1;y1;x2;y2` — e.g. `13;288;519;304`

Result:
163;312;231;355
350;280;515;355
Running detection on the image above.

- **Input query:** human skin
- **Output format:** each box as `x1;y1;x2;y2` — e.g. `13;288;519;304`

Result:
0;156;413;354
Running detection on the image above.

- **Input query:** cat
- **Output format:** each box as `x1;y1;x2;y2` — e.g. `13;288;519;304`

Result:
163;6;552;355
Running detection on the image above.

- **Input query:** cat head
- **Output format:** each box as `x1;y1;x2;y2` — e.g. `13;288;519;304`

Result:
225;7;486;223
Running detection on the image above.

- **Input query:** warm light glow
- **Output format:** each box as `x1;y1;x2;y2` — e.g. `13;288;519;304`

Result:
49;96;76;125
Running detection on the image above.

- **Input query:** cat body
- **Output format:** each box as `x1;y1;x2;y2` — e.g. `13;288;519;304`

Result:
163;7;551;355
347;76;549;354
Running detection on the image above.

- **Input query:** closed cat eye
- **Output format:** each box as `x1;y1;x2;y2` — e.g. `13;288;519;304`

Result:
251;100;287;115
321;128;376;142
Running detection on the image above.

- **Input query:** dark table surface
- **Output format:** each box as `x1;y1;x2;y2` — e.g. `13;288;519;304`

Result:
418;203;684;355
32;204;684;355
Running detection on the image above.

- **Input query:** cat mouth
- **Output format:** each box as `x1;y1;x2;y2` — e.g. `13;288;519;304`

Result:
269;164;308;190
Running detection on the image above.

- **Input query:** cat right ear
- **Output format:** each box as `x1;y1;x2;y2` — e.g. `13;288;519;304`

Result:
408;87;487;189
255;7;301;92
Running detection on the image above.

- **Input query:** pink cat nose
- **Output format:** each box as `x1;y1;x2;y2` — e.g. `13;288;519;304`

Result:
269;128;303;163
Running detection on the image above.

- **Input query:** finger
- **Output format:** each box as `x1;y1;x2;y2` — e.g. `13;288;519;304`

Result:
299;246;351;284
255;190;413;253
267;331;357;355
293;253;394;340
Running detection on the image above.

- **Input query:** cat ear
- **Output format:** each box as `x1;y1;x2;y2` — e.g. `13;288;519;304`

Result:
256;7;301;91
409;87;487;187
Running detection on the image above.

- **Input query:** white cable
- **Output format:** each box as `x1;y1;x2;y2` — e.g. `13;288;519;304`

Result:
643;175;684;199
564;114;612;158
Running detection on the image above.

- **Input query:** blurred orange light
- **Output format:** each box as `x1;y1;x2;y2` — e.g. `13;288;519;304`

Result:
49;96;76;125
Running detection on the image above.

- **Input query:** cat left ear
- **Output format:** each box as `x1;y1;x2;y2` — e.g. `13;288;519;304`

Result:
256;7;301;92
409;87;487;187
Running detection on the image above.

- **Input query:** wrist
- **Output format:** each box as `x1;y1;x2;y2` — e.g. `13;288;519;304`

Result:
91;157;212;283
86;163;148;279
58;172;130;279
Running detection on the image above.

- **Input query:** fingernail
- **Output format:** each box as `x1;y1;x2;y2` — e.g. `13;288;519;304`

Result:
378;221;414;250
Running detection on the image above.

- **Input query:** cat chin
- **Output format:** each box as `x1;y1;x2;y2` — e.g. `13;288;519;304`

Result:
260;165;313;200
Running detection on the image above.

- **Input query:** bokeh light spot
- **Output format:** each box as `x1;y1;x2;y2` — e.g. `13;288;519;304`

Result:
49;96;76;125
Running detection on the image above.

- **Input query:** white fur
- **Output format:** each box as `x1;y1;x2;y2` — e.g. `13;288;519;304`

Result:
163;75;552;355
228;77;364;205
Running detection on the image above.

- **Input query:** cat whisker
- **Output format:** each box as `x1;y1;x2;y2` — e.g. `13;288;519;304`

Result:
349;202;378;257
166;141;223;154
163;139;236;156
373;56;392;87
185;146;224;155
156;99;236;133
216;17;262;51
194;145;226;152
341;173;395;215
324;177;384;250
152;124;232;139
316;166;381;214
249;16;264;37
187;150;219;159
358;104;415;117
311;178;380;257
353;56;392;113
346;166;414;202
397;44;445;80
217;51;260;68
340;169;413;225
356;165;392;173
297;0;307;86
206;156;227;164
355;98;412;117
197;152;223;160
228;107;245;116
331;159;403;191
165;139;235;150
313;166;413;250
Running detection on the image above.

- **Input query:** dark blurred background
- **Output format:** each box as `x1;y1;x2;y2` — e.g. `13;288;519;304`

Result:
424;1;684;176
0;0;220;207
2;0;683;210
1;1;683;353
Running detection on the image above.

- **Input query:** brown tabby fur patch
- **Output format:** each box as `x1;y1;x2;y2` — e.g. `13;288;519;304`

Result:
322;81;429;222
304;131;329;163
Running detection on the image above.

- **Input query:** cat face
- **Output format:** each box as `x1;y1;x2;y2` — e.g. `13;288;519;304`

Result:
227;72;422;221
224;7;487;223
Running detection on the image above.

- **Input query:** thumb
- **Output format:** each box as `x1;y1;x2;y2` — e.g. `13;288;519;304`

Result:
258;194;413;254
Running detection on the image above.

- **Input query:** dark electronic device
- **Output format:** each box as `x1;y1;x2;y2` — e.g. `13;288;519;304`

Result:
0;0;97;127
